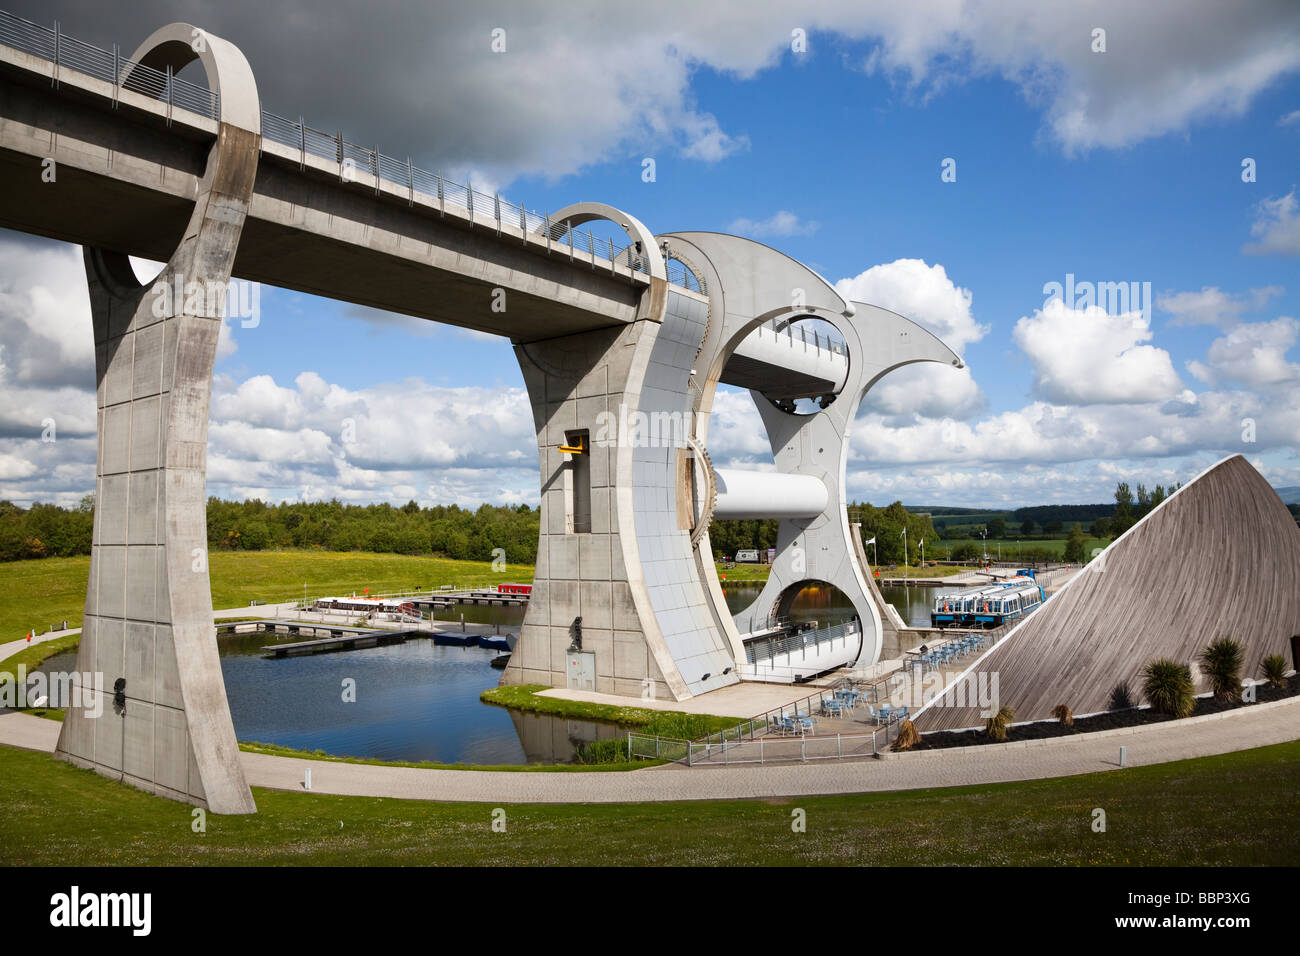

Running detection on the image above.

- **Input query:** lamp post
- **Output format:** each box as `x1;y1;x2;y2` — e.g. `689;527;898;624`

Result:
901;527;908;569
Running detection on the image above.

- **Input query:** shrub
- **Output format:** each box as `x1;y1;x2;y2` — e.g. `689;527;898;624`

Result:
893;720;920;750
642;712;720;740
1199;637;1244;701
1261;654;1288;690
573;737;630;764
1109;679;1135;710
1051;704;1074;729
985;706;1015;741
1142;658;1195;718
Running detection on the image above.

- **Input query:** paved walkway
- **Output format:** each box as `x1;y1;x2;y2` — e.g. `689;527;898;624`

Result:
4;695;1295;805
0;602;304;666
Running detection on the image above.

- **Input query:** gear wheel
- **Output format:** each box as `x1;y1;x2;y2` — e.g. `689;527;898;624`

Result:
686;435;718;550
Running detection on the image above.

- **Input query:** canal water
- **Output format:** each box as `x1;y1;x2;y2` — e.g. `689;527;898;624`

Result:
27;580;937;765
30;617;622;767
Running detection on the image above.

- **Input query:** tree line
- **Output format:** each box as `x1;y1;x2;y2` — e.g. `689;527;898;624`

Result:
0;496;540;564
3;481;1296;565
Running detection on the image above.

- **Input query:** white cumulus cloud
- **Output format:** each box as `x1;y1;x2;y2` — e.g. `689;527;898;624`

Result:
1014;299;1184;405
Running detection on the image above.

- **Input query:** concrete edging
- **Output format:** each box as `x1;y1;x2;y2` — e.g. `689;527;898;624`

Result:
878;693;1300;759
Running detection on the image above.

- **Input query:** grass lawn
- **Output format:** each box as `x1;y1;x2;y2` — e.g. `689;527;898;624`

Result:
714;562;770;583
1;740;1296;865
481;684;746;737
875;564;978;579
0;551;533;639
0;632;80;671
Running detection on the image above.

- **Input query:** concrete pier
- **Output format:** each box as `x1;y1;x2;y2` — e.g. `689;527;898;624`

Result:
53;24;261;814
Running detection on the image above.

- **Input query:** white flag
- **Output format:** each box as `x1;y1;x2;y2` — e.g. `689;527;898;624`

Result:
864;536;876;545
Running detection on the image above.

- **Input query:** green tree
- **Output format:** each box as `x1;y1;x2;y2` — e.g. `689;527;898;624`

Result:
1064;523;1087;563
1113;481;1135;535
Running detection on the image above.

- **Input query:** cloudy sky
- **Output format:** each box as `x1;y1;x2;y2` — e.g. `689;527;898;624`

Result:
3;0;1300;509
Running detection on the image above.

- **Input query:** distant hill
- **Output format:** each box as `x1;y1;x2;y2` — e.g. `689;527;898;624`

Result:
906;487;1299;527
908;503;1115;531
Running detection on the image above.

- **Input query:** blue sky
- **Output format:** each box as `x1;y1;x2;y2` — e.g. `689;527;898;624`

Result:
2;1;1299;509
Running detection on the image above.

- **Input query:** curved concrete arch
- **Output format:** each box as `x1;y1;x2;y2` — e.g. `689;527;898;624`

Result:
654;233;866;667
664;231;852;317
658;231;854;439
123;23;262;134
56;22;261;814
738;301;962;663
544;202;667;282
657;228;964;675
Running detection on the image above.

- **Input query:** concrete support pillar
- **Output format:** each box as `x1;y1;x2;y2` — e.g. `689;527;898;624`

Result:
505;321;678;700
55;23;261;813
504;204;742;701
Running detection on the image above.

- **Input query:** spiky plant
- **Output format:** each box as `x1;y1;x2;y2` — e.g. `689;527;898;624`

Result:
984;706;1015;741
1142;658;1196;718
893;720;920;751
1261;654;1289;690
1052;703;1074;729
1199;637;1244;701
1109;679;1135;711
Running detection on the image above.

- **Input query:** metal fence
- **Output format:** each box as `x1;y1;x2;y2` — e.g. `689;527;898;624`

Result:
686;729;886;766
744;619;860;665
0;11;219;118
626;733;690;762
757;318;848;357
0;9;707;294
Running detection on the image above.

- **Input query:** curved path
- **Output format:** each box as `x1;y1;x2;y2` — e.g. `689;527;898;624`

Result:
2;696;1296;805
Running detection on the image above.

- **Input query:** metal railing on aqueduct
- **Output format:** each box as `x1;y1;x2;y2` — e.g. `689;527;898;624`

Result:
0;10;707;294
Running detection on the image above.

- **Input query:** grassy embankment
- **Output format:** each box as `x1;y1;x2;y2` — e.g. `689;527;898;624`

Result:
0;551;533;639
1;740;1296;865
481;684;744;736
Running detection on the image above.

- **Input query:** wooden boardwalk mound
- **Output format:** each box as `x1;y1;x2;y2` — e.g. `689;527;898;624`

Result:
914;455;1300;730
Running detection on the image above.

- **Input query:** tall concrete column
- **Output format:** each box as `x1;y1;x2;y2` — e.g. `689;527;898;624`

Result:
55;24;261;813
504;205;742;701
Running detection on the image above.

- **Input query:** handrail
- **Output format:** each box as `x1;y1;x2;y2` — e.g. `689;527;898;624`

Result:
744;618;860;664
757;318;848;357
0;9;705;295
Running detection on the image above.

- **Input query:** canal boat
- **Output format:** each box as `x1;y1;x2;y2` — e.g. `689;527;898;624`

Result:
313;597;418;617
930;575;1045;628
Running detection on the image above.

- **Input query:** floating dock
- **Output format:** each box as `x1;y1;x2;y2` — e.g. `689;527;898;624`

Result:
411;589;529;609
219;618;518;657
